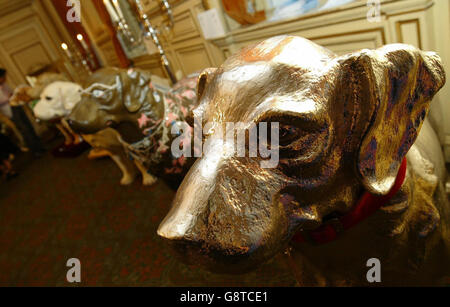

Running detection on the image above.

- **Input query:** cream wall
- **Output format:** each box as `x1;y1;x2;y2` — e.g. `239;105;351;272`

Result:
0;0;64;87
430;0;450;161
0;0;101;87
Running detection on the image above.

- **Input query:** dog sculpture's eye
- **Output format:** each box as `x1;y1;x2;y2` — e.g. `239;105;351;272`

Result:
258;113;330;163
281;123;330;162
92;90;105;98
257;121;307;148
45;96;52;101
279;124;304;147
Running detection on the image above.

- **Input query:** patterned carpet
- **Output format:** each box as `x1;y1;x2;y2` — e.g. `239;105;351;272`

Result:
0;143;297;286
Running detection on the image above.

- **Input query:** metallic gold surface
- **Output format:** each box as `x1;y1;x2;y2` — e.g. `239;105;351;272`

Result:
157;36;448;282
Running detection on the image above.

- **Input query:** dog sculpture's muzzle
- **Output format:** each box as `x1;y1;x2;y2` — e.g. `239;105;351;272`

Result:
157;138;295;273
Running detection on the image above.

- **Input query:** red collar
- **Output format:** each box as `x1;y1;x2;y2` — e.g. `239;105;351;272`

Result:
292;157;407;245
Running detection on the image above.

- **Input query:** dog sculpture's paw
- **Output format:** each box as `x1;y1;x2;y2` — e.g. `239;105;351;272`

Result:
87;148;111;160
142;174;158;186
120;175;136;186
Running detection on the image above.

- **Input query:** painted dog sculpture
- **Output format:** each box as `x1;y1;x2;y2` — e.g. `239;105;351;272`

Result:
157;36;449;286
34;81;149;185
68;68;200;188
13;73;87;156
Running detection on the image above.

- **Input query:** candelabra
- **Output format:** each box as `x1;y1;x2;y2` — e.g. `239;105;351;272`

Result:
60;42;92;76
160;0;174;30
131;0;177;84
76;34;97;70
104;0;141;48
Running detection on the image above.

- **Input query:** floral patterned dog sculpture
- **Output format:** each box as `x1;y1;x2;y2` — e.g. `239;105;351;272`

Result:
68;68;200;188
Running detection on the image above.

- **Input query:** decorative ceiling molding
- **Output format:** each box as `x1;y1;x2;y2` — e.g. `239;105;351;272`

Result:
0;0;33;17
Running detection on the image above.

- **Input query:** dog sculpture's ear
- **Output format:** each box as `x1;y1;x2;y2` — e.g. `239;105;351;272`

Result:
197;68;217;100
123;69;148;112
62;83;83;111
137;70;152;86
186;68;217;126
343;45;445;195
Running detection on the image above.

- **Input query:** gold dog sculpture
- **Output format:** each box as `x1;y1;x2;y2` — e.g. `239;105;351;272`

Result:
157;36;449;286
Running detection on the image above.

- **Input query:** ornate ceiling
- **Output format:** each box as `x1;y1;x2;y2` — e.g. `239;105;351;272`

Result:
0;0;33;17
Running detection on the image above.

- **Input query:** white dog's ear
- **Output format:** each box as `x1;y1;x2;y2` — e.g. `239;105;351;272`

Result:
62;83;83;111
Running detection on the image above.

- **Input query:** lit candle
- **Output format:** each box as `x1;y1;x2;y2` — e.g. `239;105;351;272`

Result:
111;0;125;20
76;34;89;53
103;0;120;21
61;43;72;58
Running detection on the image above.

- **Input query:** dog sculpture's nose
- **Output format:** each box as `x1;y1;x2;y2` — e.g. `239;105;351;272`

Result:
157;140;224;240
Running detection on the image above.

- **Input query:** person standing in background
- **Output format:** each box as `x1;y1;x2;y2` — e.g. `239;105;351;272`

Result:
0;132;19;180
0;68;45;157
0;68;13;118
